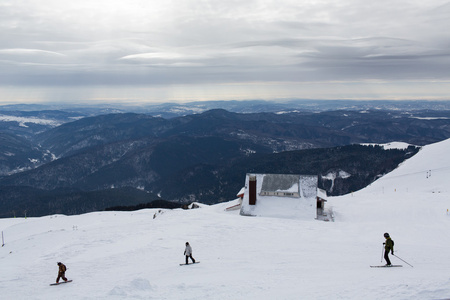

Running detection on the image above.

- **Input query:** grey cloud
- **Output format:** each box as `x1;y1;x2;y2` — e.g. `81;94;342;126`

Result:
1;0;450;101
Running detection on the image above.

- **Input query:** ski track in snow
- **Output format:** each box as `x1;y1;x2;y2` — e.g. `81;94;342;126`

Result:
1;139;450;299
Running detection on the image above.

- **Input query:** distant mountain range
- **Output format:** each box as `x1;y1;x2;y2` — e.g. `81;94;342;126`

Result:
2;99;450;119
1;100;449;217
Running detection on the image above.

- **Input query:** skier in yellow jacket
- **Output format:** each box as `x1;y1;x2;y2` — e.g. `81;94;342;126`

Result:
383;233;394;266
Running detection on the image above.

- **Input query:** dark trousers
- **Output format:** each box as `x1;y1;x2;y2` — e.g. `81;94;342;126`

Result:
185;255;195;264
384;250;391;265
57;272;67;283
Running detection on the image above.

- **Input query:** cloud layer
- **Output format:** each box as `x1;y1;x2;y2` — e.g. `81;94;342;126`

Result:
1;0;450;102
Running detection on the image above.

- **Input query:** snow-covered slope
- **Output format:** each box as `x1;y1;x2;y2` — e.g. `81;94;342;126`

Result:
1;140;450;299
0;114;64;127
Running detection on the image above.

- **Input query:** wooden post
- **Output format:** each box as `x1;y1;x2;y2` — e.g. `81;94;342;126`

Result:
2;231;4;247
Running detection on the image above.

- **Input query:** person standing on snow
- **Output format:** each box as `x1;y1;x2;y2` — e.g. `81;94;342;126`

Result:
56;262;68;283
184;242;196;265
383;233;394;266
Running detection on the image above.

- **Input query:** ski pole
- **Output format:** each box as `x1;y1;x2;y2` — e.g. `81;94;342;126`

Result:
393;254;413;267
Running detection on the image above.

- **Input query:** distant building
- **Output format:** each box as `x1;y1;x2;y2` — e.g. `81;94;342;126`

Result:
240;173;324;219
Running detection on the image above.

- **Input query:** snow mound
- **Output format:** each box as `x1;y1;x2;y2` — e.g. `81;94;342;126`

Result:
361;141;415;150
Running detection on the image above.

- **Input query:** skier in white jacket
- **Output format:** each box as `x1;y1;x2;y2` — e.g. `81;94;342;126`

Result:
184;242;196;265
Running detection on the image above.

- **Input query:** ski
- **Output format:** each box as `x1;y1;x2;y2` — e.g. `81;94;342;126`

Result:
370;265;402;268
180;262;200;266
50;280;72;286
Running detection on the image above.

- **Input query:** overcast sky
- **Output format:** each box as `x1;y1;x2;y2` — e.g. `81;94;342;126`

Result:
1;0;450;104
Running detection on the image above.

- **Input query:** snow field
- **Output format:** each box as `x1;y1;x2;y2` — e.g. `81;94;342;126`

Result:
1;139;450;299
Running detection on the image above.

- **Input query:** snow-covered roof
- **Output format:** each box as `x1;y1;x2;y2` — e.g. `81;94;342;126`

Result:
260;174;300;194
236;187;245;197
317;188;327;200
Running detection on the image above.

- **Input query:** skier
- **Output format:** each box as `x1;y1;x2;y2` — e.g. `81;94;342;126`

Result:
56;262;68;283
383;233;394;266
184;242;196;265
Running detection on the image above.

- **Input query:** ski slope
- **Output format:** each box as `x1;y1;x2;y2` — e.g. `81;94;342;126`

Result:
1;139;450;299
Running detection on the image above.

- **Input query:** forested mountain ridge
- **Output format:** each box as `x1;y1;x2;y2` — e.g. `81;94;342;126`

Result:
0;107;446;217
